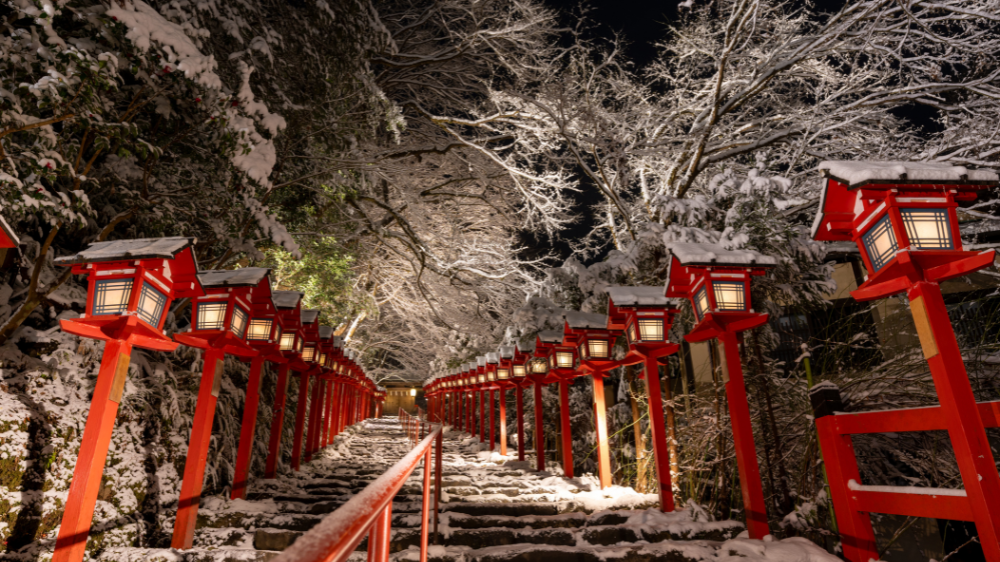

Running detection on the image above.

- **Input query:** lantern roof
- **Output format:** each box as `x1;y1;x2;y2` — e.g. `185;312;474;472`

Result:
537;330;564;343
55;236;198;265
485;352;499;364
476;355;487;367
197;267;270;288
498;345;515;359
564;310;608;330
301;308;320;324
465;361;476;372
518;340;536;353
0;214;19;249
819;160;998;189
606;286;671;307
272;291;304;309
333;336;344;348
666;242;777;268
319;326;334;339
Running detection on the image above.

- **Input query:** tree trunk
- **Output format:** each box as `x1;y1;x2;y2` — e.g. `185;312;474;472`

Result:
661;361;680;487
752;332;794;516
626;365;649;492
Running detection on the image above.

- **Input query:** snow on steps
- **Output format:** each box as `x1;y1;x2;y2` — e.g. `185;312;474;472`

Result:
97;419;838;562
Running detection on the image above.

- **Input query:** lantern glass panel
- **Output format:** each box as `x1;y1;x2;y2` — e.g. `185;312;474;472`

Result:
247;318;273;341
478;374;485;383
862;214;898;271
319;352;327;365
637;319;663;341
588;339;610;359
137;283;168;326
303;346;315;362
901;208;952;250
555;351;574;368
196;301;228;331
532;358;549;374
627;322;636;344
279;332;296;351
93;279;133;316
694;286;709;319
498;368;509;380
230;305;249;337
513;365;526;378
713;281;746;311
295;337;303;352
549;355;556;369
487;371;495;382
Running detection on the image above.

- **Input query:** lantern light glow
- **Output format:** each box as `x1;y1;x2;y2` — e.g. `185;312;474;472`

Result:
637;318;663;341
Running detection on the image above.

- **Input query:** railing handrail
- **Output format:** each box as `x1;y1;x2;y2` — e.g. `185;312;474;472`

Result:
273;424;443;562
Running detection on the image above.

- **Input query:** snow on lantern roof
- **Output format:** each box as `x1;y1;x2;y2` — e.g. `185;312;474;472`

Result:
465;362;476;372
538;329;564;343
485;352;499;364
332;336;344;348
476;355;487;367
301;309;319;324
197;267;270;288
563;310;609;330
819;160;999;189
518;340;537;354
667;242;777;268
272;291;303;309
54;236;198;265
606;286;670;307
498;345;515;359
0;213;19;249
319;326;333;339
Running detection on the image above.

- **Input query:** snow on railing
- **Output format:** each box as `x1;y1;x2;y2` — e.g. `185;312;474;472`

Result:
273;420;443;562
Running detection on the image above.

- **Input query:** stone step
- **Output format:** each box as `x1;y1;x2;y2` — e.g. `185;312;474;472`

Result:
98;547;282;562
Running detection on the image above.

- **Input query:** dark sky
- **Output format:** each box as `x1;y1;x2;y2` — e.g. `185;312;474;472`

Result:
544;0;679;69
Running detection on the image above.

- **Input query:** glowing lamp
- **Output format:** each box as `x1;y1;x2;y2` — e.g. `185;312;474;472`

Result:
55;237;202;347
665;242;775;327
812;160;999;299
564;311;616;364
178;268;275;356
273;291;305;358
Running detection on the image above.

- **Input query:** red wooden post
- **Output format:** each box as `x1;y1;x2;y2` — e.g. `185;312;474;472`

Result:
591;373;612;488
479;390;486;442
718;331;770;539
264;365;291;478
643;355;676;512
559;380;573;478
499;388;508;456
534;380;545;471
419;447;432;562
172;347;227;549
305;373;322;462
489;389;496;451
52;340;134;562
232;356;265;500
291;372;310;470
321;380;332;448
516;386;525;461
910;281;1000;557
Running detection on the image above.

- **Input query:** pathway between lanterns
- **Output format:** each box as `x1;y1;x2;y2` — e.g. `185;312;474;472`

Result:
99;418;837;562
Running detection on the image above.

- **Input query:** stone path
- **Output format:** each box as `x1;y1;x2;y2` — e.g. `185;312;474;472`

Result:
98;418;838;562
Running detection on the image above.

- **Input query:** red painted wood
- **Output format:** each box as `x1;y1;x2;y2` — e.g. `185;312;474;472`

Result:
489;389;496;451
53;339;133;562
172;347;226;549
559;381;573;479
516;386;525;461
816;418;880;562
718;331;770;539
479;390;486;442
534;381;545;471
643;355;676;512
291;372;310;471
232;356;265;500
264;365;291;478
854;488;972;521
305;374;322;462
499;388;507;456
467;392;473;434
910;281;1000;560
321;381;332;448
591;373;612;488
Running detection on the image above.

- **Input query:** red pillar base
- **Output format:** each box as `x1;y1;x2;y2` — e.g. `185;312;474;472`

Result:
559;381;573;478
264;365;290;479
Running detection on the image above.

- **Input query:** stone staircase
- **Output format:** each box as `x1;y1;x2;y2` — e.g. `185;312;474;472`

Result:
99;418;838;562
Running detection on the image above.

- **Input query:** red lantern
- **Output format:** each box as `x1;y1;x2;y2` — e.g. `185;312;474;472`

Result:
0;214;19;269
531;330;568;473
172;268;272;550
53;237;201;562
812;161;1000;562
665;241;776;540
509;343;533;462
297;309;322;466
264;291;305;478
564;311;619;488
607;286;681;512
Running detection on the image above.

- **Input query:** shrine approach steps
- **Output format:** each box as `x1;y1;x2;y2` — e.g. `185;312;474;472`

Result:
96;418;820;562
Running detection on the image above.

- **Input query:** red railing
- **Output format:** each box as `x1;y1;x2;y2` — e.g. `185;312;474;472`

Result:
400;408;432;445
273;419;444;562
